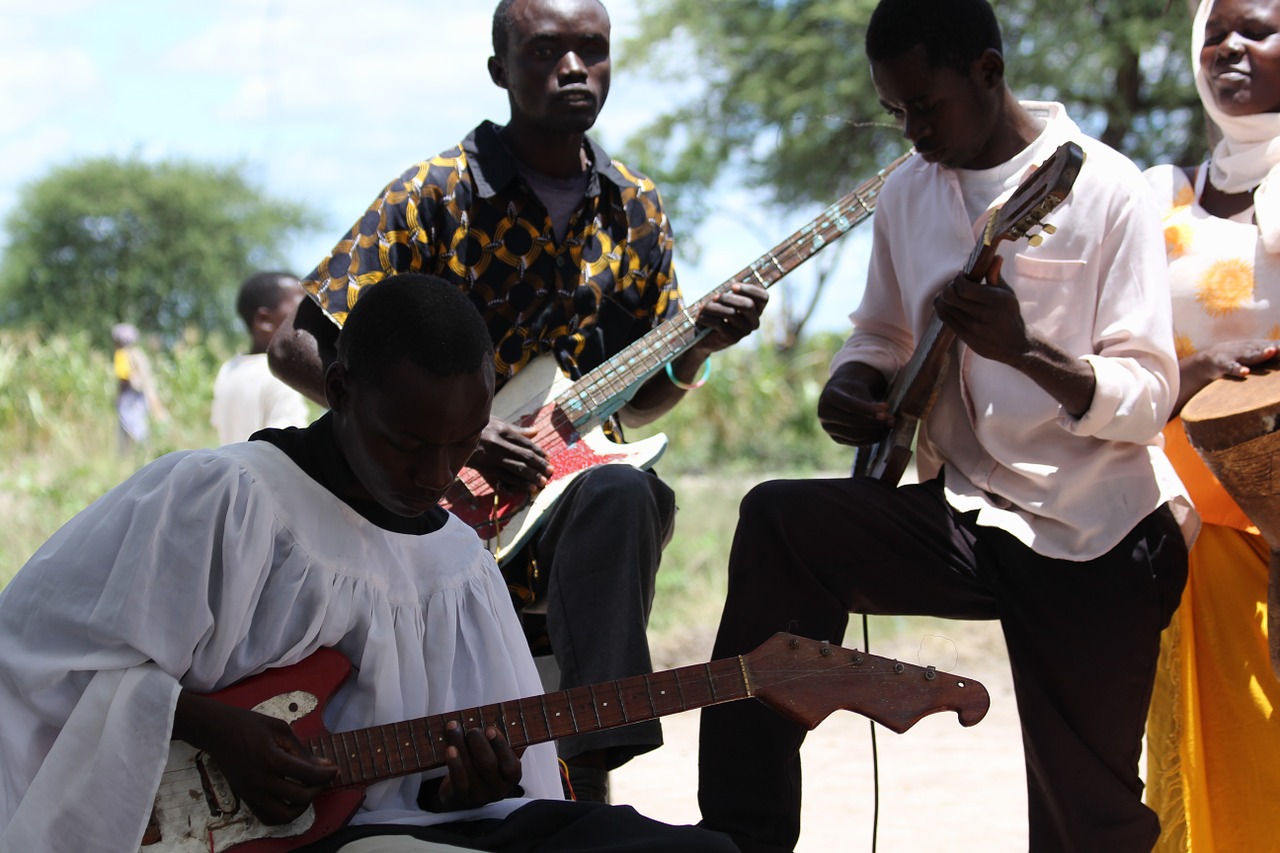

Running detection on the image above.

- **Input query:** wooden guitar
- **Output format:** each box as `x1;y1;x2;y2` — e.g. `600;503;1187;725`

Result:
142;631;988;852
853;141;1085;485
440;150;916;563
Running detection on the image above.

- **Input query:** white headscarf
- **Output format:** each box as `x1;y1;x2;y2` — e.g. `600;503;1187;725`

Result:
1194;0;1280;251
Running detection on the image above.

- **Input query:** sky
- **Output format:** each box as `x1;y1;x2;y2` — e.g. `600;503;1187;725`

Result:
1;0;874;336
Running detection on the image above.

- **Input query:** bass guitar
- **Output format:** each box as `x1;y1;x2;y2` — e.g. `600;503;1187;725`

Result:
441;151;916;562
853;140;1085;485
142;631;988;852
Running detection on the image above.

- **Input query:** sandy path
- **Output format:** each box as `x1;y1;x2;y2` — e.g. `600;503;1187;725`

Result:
608;621;1029;852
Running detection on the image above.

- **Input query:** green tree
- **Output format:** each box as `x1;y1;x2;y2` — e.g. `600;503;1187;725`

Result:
0;157;318;340
622;0;1202;341
625;0;1199;215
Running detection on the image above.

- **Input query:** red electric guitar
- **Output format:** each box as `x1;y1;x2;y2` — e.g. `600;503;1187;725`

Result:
142;632;988;852
440;151;916;563
853;140;1085;485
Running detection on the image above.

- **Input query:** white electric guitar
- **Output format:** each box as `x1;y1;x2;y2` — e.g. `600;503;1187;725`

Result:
441;150;916;563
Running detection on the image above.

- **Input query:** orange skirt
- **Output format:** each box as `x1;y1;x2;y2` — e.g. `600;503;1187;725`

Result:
1146;523;1278;852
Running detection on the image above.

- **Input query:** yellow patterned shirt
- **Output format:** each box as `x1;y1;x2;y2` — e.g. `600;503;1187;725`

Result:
302;121;683;389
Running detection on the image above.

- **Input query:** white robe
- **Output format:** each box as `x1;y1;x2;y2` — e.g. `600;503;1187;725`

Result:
0;442;561;852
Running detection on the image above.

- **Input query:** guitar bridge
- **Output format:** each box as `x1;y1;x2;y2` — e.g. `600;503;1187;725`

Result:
195;750;240;817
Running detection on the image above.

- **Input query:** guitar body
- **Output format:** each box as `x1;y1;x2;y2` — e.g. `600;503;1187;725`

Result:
145;648;363;853
853;333;954;485
440;354;669;563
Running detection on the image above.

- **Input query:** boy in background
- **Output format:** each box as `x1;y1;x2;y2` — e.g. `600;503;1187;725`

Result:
212;271;310;444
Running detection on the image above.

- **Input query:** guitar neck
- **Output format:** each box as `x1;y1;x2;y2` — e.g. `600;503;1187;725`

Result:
310;657;749;790
884;214;1002;412
553;150;916;430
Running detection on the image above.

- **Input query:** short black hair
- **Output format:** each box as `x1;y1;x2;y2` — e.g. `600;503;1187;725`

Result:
337;274;494;385
493;0;519;58
865;0;1002;74
236;271;297;330
492;0;609;58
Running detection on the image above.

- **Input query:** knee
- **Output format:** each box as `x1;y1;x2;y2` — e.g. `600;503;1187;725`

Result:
574;466;675;520
737;479;804;531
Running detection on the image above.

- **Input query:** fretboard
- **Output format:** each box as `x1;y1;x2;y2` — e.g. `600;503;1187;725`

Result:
310;657;749;789
553;149;916;430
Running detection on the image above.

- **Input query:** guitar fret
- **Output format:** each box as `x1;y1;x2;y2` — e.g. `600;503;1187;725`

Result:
643;673;658;718
341;731;362;782
378;725;393;775
566;689;580;732
399;721;419;774
615;681;630;723
588;684;603;729
538;694;554;739
361;727;379;777
704;662;718;702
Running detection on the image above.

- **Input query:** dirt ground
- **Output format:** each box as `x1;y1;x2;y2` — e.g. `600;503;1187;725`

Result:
609;620;1029;852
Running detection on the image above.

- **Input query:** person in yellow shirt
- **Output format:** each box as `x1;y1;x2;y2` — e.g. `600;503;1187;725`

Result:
111;322;166;453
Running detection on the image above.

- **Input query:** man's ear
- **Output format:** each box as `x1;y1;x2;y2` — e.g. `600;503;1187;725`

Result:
975;48;1005;89
324;362;349;413
488;56;508;89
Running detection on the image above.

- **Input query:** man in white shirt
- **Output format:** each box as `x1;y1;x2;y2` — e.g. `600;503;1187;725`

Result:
211;271;310;444
0;274;735;853
696;2;1194;851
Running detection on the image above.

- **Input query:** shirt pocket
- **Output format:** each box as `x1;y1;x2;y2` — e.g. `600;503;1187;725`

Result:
1010;254;1089;331
1011;254;1086;281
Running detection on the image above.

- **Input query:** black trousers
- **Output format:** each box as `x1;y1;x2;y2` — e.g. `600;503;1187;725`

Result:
532;465;677;767
697;475;1187;853
312;800;736;852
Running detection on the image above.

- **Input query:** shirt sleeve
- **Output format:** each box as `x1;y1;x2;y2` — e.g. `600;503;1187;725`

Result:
0;452;286;851
830;185;915;379
302;162;443;326
1061;162;1179;443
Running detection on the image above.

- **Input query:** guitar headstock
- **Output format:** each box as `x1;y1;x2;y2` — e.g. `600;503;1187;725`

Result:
982;140;1085;251
742;633;990;734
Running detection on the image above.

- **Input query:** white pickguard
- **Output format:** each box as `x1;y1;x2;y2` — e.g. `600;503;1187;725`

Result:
144;690;320;852
480;355;669;563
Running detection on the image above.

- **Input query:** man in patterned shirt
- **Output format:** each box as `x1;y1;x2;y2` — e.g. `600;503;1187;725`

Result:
269;0;768;802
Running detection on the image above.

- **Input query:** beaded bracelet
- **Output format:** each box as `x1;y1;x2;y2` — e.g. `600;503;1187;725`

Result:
665;358;712;391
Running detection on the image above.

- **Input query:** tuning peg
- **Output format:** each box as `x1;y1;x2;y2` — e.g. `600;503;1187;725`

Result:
1028;234;1044;247
1041;223;1057;234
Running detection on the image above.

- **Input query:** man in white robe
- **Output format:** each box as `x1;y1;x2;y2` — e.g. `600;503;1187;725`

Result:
0;274;733;853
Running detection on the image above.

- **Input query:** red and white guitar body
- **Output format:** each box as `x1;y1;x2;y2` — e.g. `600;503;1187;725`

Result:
145;650;361;852
441;354;669;563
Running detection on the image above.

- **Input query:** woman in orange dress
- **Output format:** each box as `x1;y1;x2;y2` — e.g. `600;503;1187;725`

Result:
1142;0;1280;849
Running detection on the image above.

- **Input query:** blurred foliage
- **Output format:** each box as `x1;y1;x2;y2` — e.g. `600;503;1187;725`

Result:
621;0;1202;228
629;330;857;473
0;156;318;341
0;327;229;583
0;328;844;588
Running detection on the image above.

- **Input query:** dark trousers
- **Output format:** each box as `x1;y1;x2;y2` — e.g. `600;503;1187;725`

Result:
697;475;1187;853
314;800;736;852
532;464;676;767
